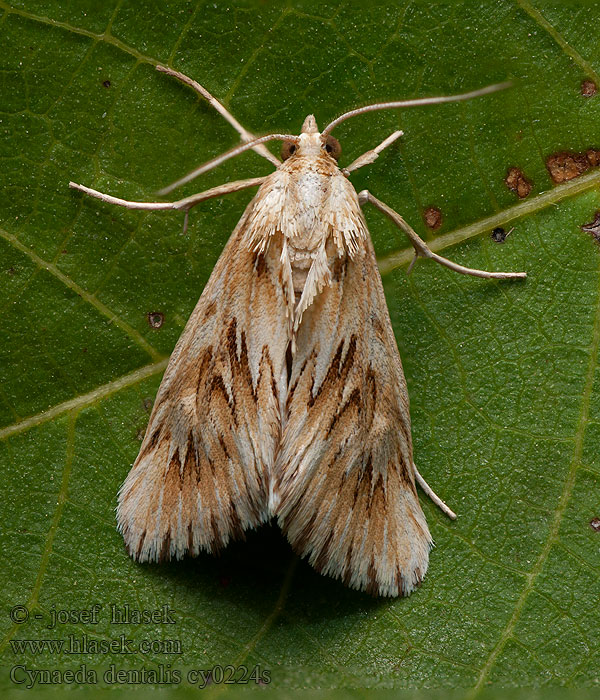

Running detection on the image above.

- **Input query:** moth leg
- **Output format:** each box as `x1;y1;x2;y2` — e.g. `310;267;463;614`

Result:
156;65;281;168
69;176;266;211
69;177;266;234
358;190;527;280
412;463;457;520
343;131;403;175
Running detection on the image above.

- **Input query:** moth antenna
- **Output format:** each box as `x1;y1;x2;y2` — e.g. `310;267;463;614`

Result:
158;133;299;196
156;65;281;168
321;81;512;137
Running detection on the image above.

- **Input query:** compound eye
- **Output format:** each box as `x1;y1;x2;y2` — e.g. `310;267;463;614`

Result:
323;135;341;160
281;141;297;160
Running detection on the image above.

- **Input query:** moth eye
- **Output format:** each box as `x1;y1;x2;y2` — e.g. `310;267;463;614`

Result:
323;135;341;160
281;141;297;160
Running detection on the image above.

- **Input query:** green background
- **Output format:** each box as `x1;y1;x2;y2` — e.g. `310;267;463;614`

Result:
1;0;600;692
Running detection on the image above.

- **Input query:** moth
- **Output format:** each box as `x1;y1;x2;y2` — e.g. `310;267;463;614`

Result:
70;66;525;597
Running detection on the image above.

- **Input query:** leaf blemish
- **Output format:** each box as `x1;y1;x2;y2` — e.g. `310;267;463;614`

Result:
580;211;600;244
546;149;600;184
491;226;514;243
505;167;532;198
581;79;597;97
424;206;442;230
147;311;164;329
589;517;600;532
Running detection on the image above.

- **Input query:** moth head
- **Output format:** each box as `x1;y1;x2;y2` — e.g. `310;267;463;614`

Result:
281;114;342;162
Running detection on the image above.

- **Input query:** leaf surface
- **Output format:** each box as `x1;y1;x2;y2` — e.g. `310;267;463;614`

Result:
1;0;600;691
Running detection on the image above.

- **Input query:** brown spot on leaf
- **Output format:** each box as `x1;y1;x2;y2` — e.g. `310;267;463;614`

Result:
546;149;600;183
581;79;597;97
102;80;111;88
491;226;514;243
492;227;506;242
580;211;600;243
505;167;532;198
147;311;164;329
589;517;600;532
424;206;442;230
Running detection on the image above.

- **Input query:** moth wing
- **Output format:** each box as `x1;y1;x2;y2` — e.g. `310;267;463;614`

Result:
117;209;289;562
274;236;432;596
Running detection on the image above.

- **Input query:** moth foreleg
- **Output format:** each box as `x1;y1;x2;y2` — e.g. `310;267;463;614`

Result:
343;130;403;174
156;65;280;168
358;190;527;280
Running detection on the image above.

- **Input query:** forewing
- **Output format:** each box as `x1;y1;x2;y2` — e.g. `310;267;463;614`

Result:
274;237;432;596
117;210;290;562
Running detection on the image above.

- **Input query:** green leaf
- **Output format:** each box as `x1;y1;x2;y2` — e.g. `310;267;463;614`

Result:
1;0;600;692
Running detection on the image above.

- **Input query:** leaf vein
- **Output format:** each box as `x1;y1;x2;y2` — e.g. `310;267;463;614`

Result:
0;412;77;654
0;1;159;67
515;0;600;85
0;359;168;441
377;169;600;275
467;240;600;695
0;227;163;362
